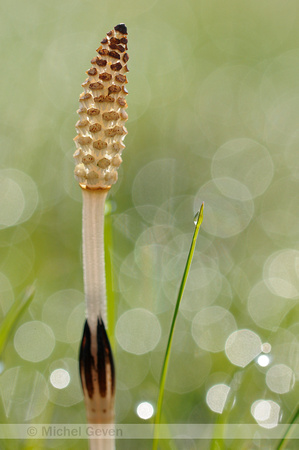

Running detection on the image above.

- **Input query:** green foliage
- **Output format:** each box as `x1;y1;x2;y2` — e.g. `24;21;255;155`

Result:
0;285;35;355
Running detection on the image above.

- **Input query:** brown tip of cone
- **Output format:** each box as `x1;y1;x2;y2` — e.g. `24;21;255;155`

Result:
114;23;127;35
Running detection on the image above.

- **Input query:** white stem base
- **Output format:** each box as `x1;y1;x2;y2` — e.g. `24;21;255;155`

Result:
89;440;115;450
88;425;115;450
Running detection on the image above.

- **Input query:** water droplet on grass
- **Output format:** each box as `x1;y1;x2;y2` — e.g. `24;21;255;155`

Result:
194;203;204;225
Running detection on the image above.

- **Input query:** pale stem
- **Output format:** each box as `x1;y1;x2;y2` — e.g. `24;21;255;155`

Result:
82;188;108;333
88;427;115;450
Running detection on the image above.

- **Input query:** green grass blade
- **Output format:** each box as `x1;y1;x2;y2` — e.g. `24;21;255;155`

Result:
152;203;204;450
276;406;299;450
0;284;36;355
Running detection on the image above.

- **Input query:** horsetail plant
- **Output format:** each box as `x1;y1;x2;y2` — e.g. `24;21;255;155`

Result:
73;23;129;450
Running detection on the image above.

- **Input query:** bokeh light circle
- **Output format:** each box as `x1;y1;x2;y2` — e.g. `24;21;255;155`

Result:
132;159;189;210
42;289;84;343
261;343;272;353
116;309;161;355
48;358;82;407
209;177;253;202
117;352;151;388
206;384;231;414
260;176;299;242
66;302;85;343
263;249;299;299
118;251;165;313
151;342;212;394
0;169;38;229
192;306;237;352
0;366;49;420
162;244;224;313
0;177;24;228
212;138;274;198
136;402;154;420
225;329;262;367
257;355;271;367
194;179;254;238
14;321;55;362
50;369;71;390
248;280;296;330
266;364;295;394
251;400;280;429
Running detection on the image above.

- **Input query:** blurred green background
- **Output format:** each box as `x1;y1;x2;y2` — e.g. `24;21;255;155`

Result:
0;0;299;448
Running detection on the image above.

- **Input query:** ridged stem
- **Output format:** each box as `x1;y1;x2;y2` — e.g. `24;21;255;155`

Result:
82;188;108;332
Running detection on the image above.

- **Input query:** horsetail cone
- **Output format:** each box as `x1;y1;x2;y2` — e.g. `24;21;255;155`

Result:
76;24;128;443
74;23;128;190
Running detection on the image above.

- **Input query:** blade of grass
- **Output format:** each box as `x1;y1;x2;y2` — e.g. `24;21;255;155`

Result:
276;406;299;450
210;367;245;449
152;203;204;450
0;284;36;355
